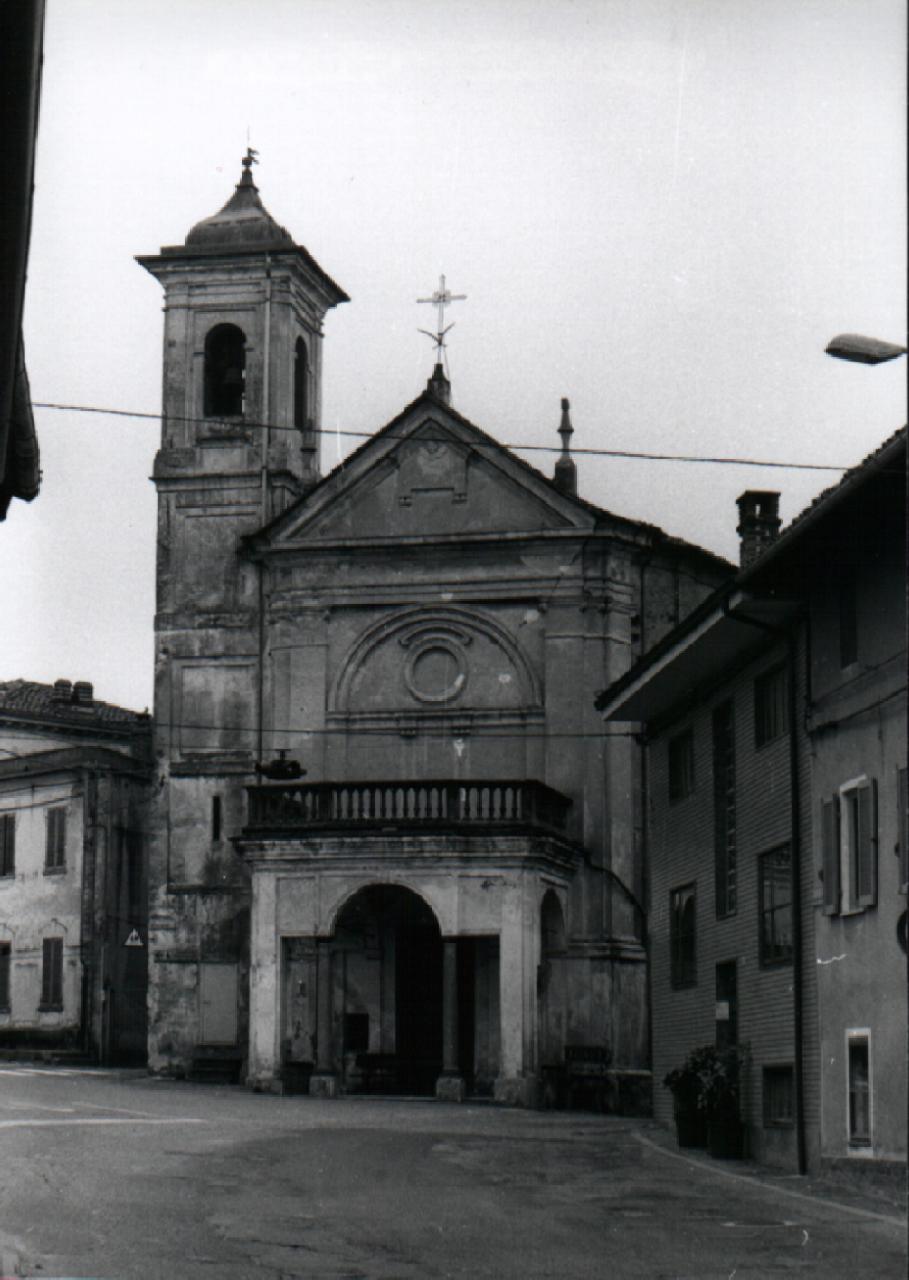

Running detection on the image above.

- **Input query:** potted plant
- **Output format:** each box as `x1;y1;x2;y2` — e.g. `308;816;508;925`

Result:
663;1046;712;1148
697;1044;747;1159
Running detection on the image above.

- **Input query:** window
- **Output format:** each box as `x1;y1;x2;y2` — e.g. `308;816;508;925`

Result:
715;961;737;1050
0;942;10;1009
294;336;309;430
898;767;908;895
839;565;858;667
670;884;697;988
45;807;66;871
211;795;222;844
763;1065;795;1127
713;701;737;917
822;780;878;915
760;846;792;965
668;729;695;802
754;663;789;747
847;1033;870;1145
0;813;14;877
203;323;246;417
40;938;63;1009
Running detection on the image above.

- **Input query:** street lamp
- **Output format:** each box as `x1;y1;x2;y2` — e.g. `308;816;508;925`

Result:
825;333;907;364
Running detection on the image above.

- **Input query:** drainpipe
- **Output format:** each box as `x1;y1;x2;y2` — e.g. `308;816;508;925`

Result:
723;599;807;1174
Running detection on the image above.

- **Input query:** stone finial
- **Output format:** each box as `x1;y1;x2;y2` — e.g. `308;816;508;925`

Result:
736;490;781;567
426;362;451;405
553;397;577;497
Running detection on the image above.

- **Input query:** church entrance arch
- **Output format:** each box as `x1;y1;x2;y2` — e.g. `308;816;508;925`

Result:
332;884;443;1096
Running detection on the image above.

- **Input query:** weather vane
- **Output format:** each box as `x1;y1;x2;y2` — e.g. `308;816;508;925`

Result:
417;274;466;362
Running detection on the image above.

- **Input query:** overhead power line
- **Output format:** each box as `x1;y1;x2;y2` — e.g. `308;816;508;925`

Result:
32;400;854;473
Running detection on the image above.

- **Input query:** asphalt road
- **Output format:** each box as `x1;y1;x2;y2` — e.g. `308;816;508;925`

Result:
0;1066;904;1279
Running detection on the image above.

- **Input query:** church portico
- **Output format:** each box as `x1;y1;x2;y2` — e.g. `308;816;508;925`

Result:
238;798;579;1101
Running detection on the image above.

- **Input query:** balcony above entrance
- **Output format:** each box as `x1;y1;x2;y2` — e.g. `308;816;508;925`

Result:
243;779;571;839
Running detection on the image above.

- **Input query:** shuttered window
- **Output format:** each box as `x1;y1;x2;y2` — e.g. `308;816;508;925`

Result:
822;781;878;915
0;943;10;1009
0;814;14;877
40;938;63;1008
854;781;878;908
45;808;66;871
821;796;840;914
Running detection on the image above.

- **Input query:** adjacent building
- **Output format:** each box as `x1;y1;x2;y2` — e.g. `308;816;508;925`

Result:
597;429;907;1173
137;156;732;1100
0;679;152;1063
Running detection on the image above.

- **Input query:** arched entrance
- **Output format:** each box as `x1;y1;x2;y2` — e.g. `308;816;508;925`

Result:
333;884;443;1095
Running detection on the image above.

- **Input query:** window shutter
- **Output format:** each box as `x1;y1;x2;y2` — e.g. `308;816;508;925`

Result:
898;767;908;895
856;779;878;908
821;796;840;915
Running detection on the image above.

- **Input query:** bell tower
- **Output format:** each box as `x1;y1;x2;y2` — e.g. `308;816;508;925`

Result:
139;150;348;520
136;155;347;1075
137;149;348;621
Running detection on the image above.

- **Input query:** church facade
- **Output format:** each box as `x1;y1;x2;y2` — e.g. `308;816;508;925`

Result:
139;157;730;1102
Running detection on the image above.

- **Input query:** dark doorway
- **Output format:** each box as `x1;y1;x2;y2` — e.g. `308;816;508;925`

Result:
334;884;442;1095
394;892;443;1094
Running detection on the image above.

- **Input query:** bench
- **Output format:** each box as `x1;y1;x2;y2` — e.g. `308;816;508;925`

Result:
565;1044;612;1112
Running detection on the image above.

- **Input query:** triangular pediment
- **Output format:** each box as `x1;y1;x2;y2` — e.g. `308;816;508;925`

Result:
253;393;598;551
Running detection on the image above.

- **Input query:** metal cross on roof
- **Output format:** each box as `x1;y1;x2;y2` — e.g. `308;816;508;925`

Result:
417;273;466;360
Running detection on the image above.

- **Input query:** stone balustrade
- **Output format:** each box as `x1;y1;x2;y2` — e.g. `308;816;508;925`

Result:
244;778;571;835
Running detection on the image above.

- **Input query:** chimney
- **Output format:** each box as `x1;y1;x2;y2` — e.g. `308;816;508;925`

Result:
553;398;577;497
52;679;72;703
736;491;781;567
426;362;451;405
72;681;94;705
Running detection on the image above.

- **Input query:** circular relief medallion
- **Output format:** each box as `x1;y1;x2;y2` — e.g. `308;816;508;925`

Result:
404;640;468;704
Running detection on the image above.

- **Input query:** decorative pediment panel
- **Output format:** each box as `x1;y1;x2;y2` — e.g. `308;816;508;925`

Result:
329;606;541;718
252;397;597;551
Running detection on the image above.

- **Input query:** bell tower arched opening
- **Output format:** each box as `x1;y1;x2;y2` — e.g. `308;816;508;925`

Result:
204;323;246;418
293;336;308;430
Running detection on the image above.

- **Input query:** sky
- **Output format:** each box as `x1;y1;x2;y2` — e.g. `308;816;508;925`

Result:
3;0;906;712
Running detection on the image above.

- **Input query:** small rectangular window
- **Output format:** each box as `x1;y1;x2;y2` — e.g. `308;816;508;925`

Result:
0;942;10;1009
45;808;66;871
754;664;789;748
0;813;14;877
668;729;695;803
760;845;792;966
763;1064;795;1127
670;883;697;988
847;1034;870;1145
40;938;63;1009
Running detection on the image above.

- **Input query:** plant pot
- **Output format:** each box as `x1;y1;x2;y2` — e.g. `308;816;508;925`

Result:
706;1114;744;1159
674;1104;708;1148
